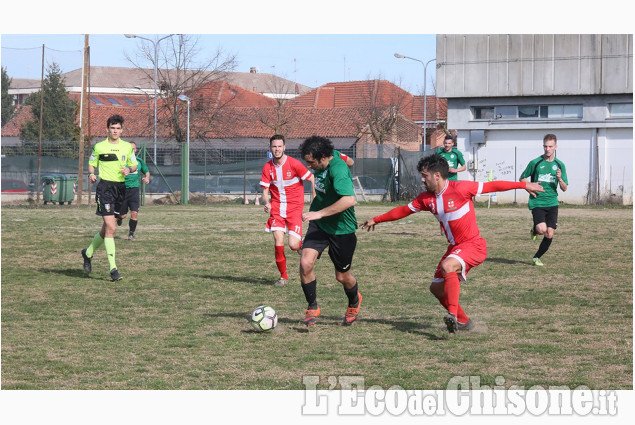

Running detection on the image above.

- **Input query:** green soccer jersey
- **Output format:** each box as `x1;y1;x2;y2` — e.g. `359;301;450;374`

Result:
310;154;357;235
89;139;137;183
125;156;149;188
437;148;465;181
520;156;568;209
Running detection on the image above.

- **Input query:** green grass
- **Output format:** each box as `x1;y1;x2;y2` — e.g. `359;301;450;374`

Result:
1;202;632;389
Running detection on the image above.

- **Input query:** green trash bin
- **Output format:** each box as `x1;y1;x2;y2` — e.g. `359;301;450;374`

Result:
42;175;77;205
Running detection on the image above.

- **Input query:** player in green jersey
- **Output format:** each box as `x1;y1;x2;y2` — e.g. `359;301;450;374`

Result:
436;134;466;181
118;142;150;240
81;114;137;281
520;134;568;266
298;136;362;327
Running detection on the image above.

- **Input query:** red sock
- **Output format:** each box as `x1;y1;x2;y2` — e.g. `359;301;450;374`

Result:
275;245;288;279
435;292;470;323
443;271;461;318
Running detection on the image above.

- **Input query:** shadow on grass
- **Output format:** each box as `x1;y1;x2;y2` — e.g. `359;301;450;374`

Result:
197;274;274;286
486;257;529;265
202;311;446;339
40;268;97;279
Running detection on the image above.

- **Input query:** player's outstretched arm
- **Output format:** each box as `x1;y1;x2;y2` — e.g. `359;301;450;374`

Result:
361;205;414;232
524;181;545;198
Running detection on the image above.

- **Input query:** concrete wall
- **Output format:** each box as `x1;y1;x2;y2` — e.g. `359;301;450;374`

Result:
454;128;633;205
437;34;633;98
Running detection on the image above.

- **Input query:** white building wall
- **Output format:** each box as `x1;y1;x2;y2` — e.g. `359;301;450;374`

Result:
454;128;633;205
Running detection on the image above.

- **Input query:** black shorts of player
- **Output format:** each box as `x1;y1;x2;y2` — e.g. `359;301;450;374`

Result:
95;179;126;216
532;206;558;229
120;186;140;214
302;221;357;273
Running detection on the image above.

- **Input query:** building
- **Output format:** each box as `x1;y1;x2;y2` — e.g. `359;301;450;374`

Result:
437;34;633;205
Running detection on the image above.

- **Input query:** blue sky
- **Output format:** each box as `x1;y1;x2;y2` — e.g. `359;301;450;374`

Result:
1;34;437;94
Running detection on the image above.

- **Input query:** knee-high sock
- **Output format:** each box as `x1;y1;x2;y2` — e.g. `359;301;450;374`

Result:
275;245;288;279
104;237;117;271
534;237;553;259
129;219;138;234
434;292;469;323
302;279;317;309
443;271;461;318
86;233;104;258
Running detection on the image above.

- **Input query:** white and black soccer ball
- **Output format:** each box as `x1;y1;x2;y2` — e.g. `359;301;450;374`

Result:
250;305;278;332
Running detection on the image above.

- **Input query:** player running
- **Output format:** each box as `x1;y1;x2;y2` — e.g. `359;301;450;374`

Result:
361;154;543;333
260;134;314;287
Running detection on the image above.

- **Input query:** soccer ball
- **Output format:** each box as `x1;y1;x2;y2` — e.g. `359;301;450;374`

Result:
250;305;278;332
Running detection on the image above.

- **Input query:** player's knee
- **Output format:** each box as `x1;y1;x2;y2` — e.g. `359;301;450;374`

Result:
535;223;547;235
289;239;301;251
546;228;555;238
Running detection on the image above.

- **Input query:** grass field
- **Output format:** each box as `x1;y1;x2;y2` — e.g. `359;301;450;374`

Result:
1;202;632;390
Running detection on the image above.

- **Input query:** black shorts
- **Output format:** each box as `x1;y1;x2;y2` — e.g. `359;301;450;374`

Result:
95;180;125;216
532;206;558;229
120;186;140;214
303;221;357;273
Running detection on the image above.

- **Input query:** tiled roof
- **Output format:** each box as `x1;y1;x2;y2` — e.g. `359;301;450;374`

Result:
289;80;446;122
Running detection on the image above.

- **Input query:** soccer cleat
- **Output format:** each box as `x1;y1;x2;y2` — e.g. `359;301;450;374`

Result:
444;313;458;334
342;291;362;326
274;277;288;287
457;319;474;331
533;257;544;266
110;268;123;281
304;306;321;326
128;233;135;241
530;227;537;241
81;248;92;273
116;216;122;226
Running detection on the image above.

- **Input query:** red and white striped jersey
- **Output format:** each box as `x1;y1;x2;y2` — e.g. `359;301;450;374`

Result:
409;180;485;245
260;155;312;218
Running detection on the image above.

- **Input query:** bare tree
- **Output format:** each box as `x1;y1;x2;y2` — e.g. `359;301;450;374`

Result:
253;73;296;135
355;77;415;147
125;35;238;144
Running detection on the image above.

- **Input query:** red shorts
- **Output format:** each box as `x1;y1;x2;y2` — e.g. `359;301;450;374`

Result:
266;211;303;241
433;237;487;283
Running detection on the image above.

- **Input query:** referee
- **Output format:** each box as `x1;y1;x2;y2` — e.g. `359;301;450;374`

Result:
81;114;137;281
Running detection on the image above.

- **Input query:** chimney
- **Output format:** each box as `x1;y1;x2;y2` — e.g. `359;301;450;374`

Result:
250;67;257;74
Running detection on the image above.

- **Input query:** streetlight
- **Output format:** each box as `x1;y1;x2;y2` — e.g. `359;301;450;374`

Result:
178;94;191;205
124;34;175;161
394;53;437;151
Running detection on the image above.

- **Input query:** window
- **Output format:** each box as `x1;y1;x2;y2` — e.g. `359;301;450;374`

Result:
609;103;633;118
90;97;105;105
105;97;121;106
547;105;583;119
473;104;583;120
123;98;136;106
474;107;494;120
518;106;539;118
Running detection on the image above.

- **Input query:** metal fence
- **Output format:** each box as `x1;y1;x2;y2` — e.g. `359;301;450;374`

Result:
2;140;429;203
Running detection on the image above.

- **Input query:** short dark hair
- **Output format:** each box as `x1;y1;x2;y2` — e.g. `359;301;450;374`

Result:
543;133;557;144
270;134;285;144
107;114;124;128
417;154;449;179
444;134;454;141
299;135;334;161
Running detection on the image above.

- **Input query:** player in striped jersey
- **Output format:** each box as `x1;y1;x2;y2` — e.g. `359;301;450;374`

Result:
362;154;544;333
260;134;315;287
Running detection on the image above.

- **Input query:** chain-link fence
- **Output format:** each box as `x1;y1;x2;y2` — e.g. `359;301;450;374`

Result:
2;140;429;203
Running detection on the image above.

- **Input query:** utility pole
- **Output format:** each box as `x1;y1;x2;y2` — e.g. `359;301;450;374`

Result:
77;35;89;205
36;44;44;204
